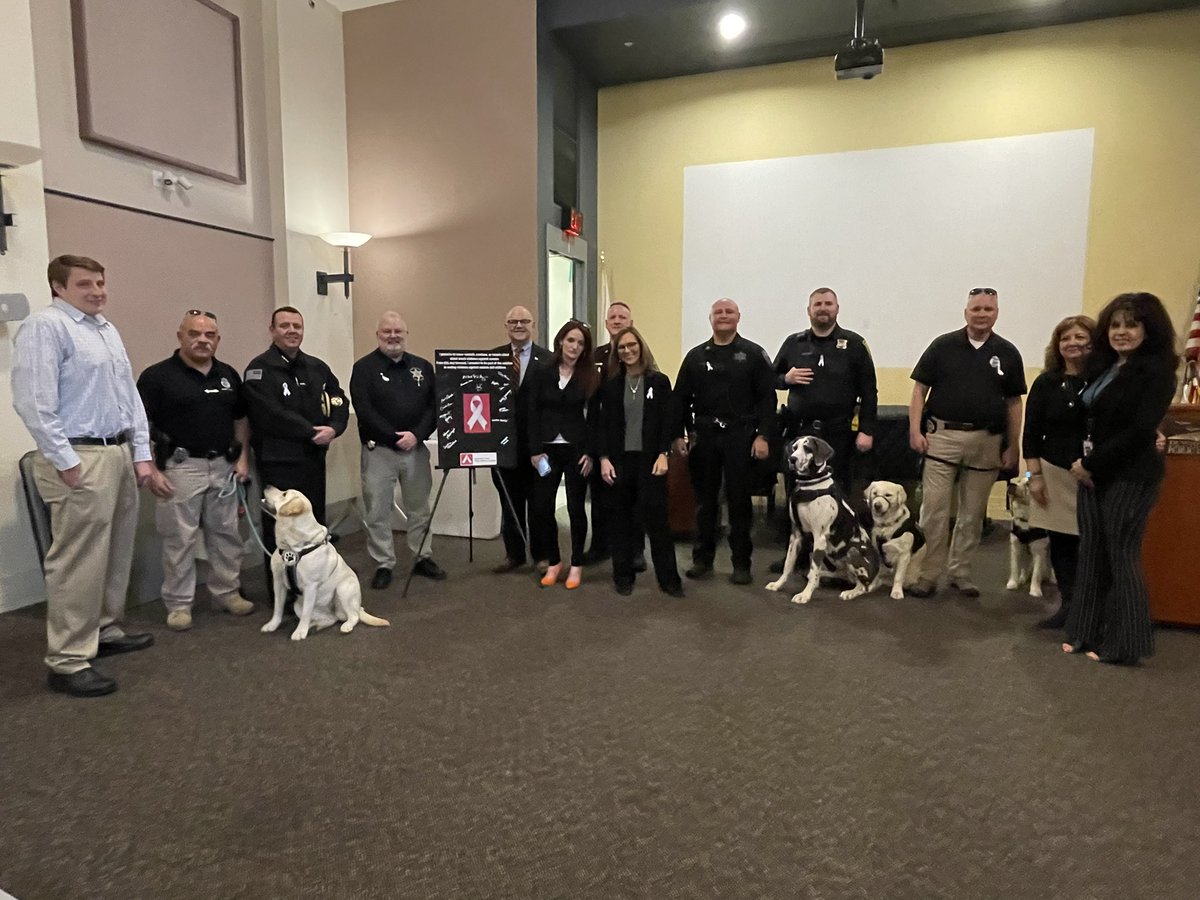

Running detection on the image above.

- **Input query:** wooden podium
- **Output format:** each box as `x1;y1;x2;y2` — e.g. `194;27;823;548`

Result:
1142;404;1200;626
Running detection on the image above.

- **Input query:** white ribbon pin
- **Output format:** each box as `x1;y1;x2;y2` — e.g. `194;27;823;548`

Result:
466;394;488;429
282;383;291;397
989;356;1005;376
647;386;654;400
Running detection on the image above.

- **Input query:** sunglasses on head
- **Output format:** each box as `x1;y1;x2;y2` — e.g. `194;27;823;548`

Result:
968;288;997;297
186;308;218;320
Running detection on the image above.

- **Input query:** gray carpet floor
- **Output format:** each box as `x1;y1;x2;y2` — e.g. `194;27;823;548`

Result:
1;525;1197;900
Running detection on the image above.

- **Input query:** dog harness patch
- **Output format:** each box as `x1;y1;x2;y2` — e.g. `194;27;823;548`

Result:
280;536;331;594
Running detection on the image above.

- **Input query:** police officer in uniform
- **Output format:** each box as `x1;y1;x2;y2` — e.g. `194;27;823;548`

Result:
138;310;255;630
908;287;1025;598
773;287;878;492
350;311;445;590
243;306;349;570
674;298;776;585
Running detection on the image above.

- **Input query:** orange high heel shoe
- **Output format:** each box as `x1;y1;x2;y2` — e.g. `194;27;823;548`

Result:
540;564;562;588
565;566;583;590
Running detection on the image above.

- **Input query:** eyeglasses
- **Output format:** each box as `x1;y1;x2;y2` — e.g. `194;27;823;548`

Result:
186;308;218;320
968;288;997;297
506;318;532;326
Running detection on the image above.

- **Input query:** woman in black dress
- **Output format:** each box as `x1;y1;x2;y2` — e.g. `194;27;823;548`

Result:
528;320;598;590
1021;315;1094;628
595;327;684;597
1063;293;1178;665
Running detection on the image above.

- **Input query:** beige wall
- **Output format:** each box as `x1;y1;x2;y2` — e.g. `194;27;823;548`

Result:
598;10;1200;401
31;0;273;236
0;0;53;613
344;0;538;362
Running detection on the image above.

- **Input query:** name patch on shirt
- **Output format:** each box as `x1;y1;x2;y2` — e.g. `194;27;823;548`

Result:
836;339;848;350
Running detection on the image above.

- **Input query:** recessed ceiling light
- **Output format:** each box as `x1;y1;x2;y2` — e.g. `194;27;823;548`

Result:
718;12;747;42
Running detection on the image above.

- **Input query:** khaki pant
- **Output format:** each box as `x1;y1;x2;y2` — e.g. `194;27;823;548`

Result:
156;456;244;610
33;445;139;674
361;442;433;569
919;423;1002;584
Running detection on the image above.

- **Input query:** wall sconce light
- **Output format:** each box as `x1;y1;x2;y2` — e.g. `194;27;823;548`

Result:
316;232;371;298
0;140;43;256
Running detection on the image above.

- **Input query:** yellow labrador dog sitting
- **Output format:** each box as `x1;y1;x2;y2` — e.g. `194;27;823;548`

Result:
864;481;927;599
261;487;390;641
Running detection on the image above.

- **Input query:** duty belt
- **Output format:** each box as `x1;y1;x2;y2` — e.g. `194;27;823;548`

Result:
928;417;990;433
695;414;756;430
68;434;127;446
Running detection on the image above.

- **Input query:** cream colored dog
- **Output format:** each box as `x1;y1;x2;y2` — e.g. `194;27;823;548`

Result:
864;480;927;600
261;486;390;641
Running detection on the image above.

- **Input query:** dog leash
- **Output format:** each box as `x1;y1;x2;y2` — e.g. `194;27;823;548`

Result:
237;480;273;557
921;452;1000;474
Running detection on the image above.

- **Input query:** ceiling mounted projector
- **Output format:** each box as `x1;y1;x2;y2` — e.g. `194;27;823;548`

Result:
835;0;883;80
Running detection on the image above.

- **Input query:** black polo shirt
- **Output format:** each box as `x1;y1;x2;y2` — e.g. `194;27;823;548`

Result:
349;349;435;448
911;328;1026;430
137;351;247;453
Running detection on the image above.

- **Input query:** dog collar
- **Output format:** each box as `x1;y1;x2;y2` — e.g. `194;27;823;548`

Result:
791;473;835;502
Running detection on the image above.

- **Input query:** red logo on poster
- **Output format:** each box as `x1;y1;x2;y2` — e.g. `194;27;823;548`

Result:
463;393;491;433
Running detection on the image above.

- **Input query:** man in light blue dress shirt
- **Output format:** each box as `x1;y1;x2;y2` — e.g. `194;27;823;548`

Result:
12;255;156;697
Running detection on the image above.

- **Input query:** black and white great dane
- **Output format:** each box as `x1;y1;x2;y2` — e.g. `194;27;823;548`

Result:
766;436;880;604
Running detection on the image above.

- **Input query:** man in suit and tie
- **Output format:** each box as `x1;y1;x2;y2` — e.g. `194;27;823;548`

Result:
491;305;551;572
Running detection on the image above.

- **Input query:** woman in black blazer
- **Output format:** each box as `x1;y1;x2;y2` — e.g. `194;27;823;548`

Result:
1021;315;1094;628
596;327;684;597
529;320;598;589
1063;293;1178;665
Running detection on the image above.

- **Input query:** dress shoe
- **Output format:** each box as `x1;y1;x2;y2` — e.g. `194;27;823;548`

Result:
95;633;154;657
540;563;563;587
219;594;255;616
631;554;647;574
414;558;448;581
662;585;685;598
492;558;523;574
370;567;393;590
615;582;634;597
950;579;980;598
685;563;712;580
48;667;117;697
166;609;193;632
907;579;938;598
730;569;753;586
565;566;583;590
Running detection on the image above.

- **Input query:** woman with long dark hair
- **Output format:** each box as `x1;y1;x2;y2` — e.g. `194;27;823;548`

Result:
1063;293;1178;665
1022;315;1094;628
528;320;598;590
595;327;684;597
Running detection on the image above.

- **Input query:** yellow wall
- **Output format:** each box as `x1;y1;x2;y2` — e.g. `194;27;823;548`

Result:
598;10;1200;402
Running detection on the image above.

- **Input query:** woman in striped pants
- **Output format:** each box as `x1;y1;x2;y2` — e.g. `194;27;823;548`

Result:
1063;293;1178;665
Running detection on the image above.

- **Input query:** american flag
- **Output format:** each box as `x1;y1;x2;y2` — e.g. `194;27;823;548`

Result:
1186;287;1200;403
1187;288;1200;362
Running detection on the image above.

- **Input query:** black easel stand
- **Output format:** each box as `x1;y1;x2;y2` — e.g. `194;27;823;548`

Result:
402;465;528;597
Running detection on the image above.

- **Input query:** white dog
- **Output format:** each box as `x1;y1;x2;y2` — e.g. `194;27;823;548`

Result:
864;480;927;599
1006;476;1053;598
766;436;879;604
261;486;390;641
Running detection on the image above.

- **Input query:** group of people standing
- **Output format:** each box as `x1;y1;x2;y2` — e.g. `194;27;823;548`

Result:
9;254;1182;697
1022;295;1179;665
11;255;448;697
